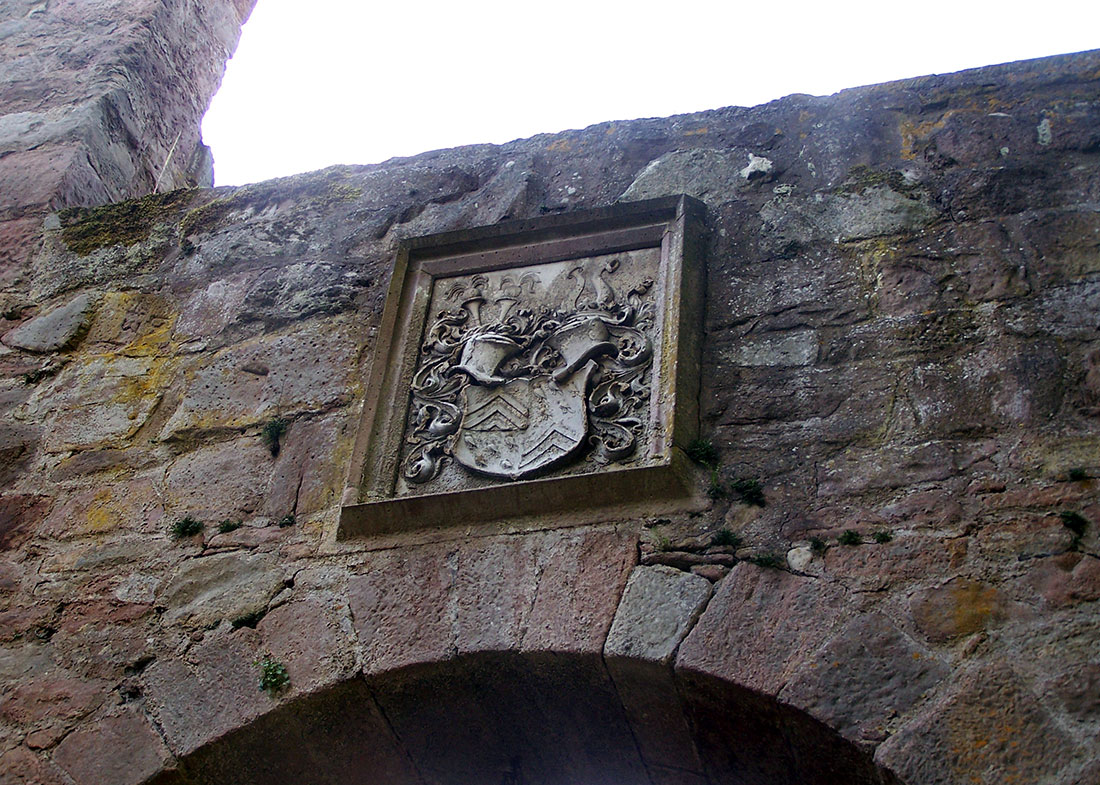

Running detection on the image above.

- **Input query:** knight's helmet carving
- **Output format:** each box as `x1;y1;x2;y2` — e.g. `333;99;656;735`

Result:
454;333;522;385
545;315;617;383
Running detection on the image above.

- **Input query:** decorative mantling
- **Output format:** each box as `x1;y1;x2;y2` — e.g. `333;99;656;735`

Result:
338;196;705;539
400;252;656;489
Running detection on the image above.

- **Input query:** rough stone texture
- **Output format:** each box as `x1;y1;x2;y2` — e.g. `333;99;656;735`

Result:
0;0;256;281
676;563;852;695
348;526;637;674
0;27;1096;784
779;613;949;744
605;565;712;663
0;292;95;352
52;709;172;785
158;551;286;628
875;665;1083;785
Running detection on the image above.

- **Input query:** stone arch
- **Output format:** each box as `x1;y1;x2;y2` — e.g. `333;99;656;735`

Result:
150;650;902;785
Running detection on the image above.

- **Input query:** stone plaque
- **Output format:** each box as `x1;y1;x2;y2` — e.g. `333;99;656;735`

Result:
339;196;705;538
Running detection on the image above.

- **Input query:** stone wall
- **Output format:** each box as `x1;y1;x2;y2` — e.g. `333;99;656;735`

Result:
0;23;1098;785
0;0;256;284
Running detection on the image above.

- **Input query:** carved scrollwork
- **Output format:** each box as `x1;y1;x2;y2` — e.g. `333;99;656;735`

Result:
399;253;656;486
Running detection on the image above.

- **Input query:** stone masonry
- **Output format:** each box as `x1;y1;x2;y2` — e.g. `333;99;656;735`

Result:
0;5;1098;783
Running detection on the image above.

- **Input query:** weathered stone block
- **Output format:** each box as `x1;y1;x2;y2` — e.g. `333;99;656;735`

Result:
1;292;95;352
53;709;172;785
875;664;1080;785
158;319;357;440
605;565;712;664
676;563;850;695
141;626;270;757
780;613;948;743
910;577;1017;643
159;551;285;628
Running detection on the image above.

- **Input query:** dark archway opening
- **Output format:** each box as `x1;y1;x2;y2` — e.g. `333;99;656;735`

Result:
155;651;902;785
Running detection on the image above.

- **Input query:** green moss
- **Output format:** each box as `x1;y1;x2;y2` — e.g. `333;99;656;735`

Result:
731;478;765;507
652;533;673;552
747;554;783;569
1059;510;1088;537
328;183;363;202
261;417;288;457
685;438;719;466
231;609;265;629
835;165;922;196
59;189;196;255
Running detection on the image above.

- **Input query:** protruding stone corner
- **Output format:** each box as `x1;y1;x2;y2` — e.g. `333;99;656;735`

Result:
604;564;713;665
1;292;98;353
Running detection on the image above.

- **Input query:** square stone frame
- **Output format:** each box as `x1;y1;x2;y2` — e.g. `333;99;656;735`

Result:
338;195;706;539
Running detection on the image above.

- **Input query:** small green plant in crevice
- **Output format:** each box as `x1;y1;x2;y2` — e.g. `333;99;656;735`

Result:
711;528;742;548
217;519;242;534
170;516;203;539
809;536;827;555
1060;510;1089;549
706;468;728;499
277;514;296;529
1067;468;1089;482
747;554;784;569
21;365;61;385
685;438;719;467
261;417;288;457
731;477;765;507
232;609;266;629
872;530;893;544
838;529;862;546
257;655;289;695
652;533;674;552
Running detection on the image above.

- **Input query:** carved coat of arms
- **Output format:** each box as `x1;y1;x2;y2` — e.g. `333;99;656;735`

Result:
398;255;656;490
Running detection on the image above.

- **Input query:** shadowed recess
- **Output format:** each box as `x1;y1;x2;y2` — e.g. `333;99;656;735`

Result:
152;651;902;785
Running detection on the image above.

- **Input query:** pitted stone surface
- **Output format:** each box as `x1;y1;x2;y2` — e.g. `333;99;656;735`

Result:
875;664;1081;785
779;613;949;743
676;564;851;695
605;565;712;663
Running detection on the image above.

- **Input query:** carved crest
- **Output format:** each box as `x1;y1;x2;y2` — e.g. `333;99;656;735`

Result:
398;256;655;489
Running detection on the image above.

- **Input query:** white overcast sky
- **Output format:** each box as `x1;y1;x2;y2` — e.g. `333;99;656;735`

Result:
202;1;1100;186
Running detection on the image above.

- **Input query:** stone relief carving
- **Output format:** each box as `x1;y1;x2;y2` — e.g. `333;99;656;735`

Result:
396;249;659;493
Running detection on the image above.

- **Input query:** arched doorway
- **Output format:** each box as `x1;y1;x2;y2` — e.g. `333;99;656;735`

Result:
153;651;902;785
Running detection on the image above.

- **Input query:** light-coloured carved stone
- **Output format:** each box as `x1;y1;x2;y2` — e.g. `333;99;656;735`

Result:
338;197;706;538
399;251;658;492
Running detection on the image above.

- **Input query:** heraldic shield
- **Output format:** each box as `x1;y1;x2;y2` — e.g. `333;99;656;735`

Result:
453;361;596;480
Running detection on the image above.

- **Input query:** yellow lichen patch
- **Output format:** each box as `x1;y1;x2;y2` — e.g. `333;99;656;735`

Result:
899;113;951;160
948;579;1004;638
683;127;709;136
546;139;572;152
84;293;180;357
84;488;122;533
111;355;172;407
